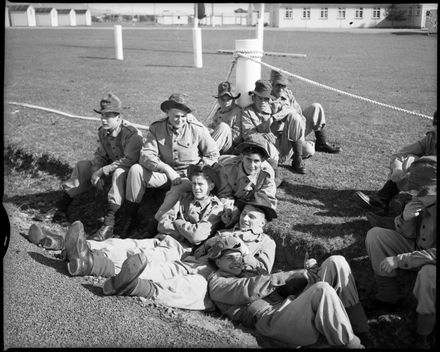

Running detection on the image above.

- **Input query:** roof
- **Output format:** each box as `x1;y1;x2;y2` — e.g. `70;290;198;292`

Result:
279;3;393;8
9;5;31;12
57;9;73;14
35;8;55;14
75;9;89;14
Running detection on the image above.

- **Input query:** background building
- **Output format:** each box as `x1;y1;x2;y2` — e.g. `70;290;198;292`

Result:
8;4;36;26
35;7;58;27
57;9;76;26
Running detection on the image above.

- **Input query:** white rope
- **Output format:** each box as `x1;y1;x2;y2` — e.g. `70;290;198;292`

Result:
236;52;433;120
6;101;150;130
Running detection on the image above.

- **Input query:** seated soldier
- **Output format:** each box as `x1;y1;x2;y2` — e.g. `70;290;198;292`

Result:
241;80;315;177
207;81;243;155
355;111;437;228
215;133;277;229
59;198;277;311
37;92;143;241
207;237;369;349
121;93;219;238
365;156;436;349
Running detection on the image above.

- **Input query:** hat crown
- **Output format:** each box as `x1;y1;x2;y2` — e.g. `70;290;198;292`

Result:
100;92;121;110
167;93;189;105
208;236;244;259
218;81;232;95
187;163;221;190
254;79;272;93
270;69;289;85
407;156;437;194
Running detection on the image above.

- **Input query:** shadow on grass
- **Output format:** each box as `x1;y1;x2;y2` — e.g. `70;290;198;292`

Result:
279;179;368;218
81;283;106;297
144;64;195;68
28;251;67;274
79;56;119;60
391;31;431;36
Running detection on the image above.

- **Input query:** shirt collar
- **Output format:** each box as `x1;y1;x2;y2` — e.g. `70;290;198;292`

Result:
193;196;212;209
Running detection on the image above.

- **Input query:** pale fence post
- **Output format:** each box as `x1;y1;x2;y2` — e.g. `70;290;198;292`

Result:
235;39;263;108
114;25;123;60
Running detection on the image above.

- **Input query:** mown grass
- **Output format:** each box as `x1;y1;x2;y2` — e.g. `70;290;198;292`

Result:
3;26;437;348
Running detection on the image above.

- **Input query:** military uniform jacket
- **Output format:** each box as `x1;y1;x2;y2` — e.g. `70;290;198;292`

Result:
208;104;243;145
241;104;274;141
139;117;220;176
91;119;143;176
270;87;303;117
208;269;293;327
157;192;224;246
216;155;277;211
391;130;437;164
394;202;436;270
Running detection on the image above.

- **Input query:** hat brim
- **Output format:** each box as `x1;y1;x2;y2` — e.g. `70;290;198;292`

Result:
160;100;192;113
235;141;270;159
94;108;122;114
213;92;241;99
272;78;289;86
236;199;277;221
248;90;271;99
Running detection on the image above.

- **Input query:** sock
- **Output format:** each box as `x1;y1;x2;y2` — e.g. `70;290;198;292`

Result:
90;253;115;277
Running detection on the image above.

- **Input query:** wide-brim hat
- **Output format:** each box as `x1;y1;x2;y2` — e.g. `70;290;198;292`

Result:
187;163;221;191
248;79;272;99
207;235;246;260
270;69;289;86
236;197;278;221
160;93;192;113
234;134;270;159
404;156;437;197
213;81;241;99
94;92;122;114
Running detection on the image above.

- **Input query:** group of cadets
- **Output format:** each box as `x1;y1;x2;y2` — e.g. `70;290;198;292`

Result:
28;71;436;349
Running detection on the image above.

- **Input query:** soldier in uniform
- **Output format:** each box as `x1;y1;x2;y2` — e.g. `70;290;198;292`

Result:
207;81;243;154
121;93;219;238
269;71;341;174
215;133;277;229
42;92;143;241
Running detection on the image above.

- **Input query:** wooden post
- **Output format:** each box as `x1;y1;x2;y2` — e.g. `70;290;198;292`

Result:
114;25;123;60
193;3;203;68
235;39;263;108
256;3;265;50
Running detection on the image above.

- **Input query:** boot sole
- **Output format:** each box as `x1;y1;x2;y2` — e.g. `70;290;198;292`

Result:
64;221;85;276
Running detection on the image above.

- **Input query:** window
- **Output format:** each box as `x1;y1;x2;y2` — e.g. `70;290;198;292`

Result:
372;7;380;19
338;7;346;19
355;8;363;19
408;6;413;17
320;7;328;19
302;8;310;19
285;8;293;20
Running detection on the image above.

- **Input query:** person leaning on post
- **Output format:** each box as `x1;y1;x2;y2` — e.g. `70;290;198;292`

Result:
120;93;220;239
206;236;371;349
270;70;341;168
214;133;277;229
207;81;243;155
364;156;436;349
36;92;143;241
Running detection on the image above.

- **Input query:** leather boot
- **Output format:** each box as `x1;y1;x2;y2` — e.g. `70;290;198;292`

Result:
64;221;94;276
28;224;65;250
315;129;341;153
88;203;119;241
291;140;306;174
119;201;140;239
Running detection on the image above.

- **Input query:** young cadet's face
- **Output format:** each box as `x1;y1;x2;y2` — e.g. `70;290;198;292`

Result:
167;108;187;130
218;94;233;109
242;153;263;176
215;249;244;276
191;175;214;200
272;83;286;98
239;205;266;232
252;94;270;112
100;112;120;130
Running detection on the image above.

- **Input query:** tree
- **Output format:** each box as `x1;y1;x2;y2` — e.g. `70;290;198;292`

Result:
384;4;408;27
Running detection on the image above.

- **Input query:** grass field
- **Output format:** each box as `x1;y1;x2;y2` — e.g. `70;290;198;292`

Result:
3;26;437;348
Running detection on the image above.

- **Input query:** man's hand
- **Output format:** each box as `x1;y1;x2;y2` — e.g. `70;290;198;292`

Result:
402;199;424;221
379;256;398;273
165;167;182;186
221;207;240;227
91;168;104;191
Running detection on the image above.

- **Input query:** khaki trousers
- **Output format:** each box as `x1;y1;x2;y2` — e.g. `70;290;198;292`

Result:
61;160;127;206
88;234;216;310
210;122;233;154
365;227;436;314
